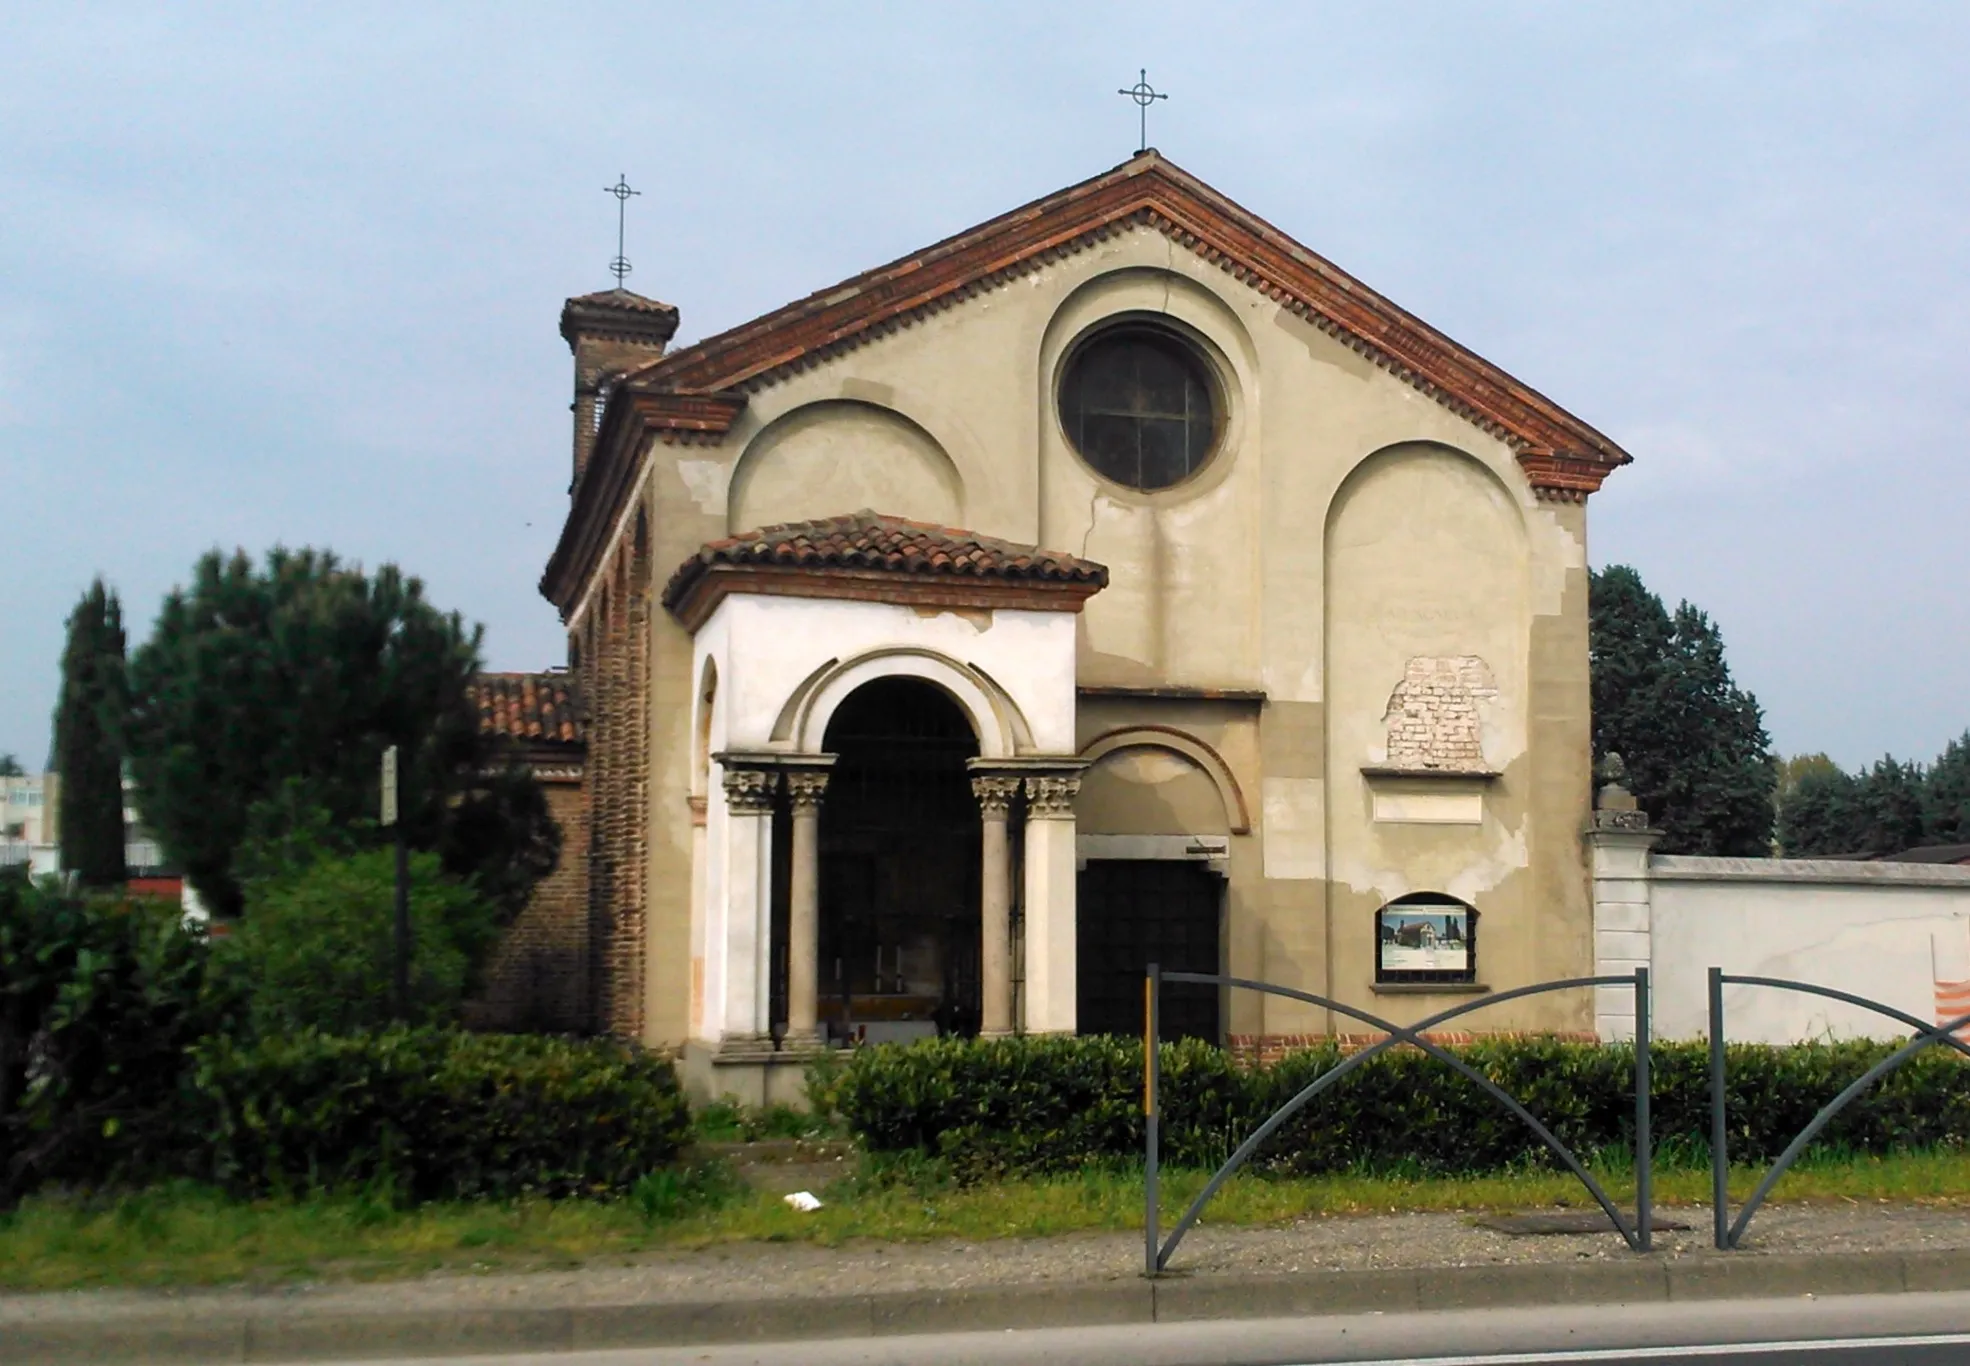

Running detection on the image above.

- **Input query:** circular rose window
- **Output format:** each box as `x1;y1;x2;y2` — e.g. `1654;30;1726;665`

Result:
1059;326;1219;490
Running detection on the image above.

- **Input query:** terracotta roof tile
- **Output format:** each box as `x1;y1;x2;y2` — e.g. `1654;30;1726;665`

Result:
471;671;584;747
564;287;678;315
661;510;1108;612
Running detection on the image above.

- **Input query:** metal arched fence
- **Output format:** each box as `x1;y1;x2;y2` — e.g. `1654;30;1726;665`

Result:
1139;964;1970;1273
1706;968;1970;1249
1141;966;1655;1276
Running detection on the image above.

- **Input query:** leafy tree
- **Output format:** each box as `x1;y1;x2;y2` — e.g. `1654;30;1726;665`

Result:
217;848;504;1036
1776;764;1864;856
1589;565;1776;855
53;579;129;887
1776;753;1841;803
1780;735;1970;856
125;548;558;919
0;876;221;1208
0;755;23;778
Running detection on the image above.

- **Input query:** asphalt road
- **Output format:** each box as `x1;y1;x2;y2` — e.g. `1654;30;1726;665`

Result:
331;1291;1970;1366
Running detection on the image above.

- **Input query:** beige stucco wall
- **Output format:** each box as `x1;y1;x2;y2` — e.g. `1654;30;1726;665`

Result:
572;218;1599;1049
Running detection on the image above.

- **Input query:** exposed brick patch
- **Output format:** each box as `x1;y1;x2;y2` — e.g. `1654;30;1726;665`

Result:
1380;656;1497;772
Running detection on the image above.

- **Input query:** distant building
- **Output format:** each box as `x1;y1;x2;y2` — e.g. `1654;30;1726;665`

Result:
0;768;177;891
0;770;59;876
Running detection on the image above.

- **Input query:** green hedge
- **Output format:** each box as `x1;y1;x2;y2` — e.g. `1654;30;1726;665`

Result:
190;1028;692;1201
831;1034;1970;1181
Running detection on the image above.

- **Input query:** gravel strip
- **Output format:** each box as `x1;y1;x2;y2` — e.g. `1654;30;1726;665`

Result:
3;1202;1964;1324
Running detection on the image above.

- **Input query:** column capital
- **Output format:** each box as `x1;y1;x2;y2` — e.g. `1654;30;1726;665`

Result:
721;766;779;814
786;769;832;809
1025;773;1082;819
970;774;1021;816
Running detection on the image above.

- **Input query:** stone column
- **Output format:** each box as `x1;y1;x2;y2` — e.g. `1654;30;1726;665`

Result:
784;766;833;1045
1022;770;1084;1035
718;763;779;1043
971;774;1022;1036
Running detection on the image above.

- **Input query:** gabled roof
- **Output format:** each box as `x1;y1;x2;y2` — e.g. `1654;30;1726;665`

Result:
661;511;1108;631
471;671;584;748
545;151;1632;612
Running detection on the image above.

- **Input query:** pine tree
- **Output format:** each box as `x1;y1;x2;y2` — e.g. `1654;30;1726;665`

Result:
1852;756;1930;855
124;547;558;919
53;580;128;887
1777;764;1864;856
1589;566;1777;855
1928;732;1970;846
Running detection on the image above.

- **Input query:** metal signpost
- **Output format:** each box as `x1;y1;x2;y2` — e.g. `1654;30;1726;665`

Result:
381;744;409;1021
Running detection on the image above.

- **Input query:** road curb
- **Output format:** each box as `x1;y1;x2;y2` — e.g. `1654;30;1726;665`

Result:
5;1249;1967;1363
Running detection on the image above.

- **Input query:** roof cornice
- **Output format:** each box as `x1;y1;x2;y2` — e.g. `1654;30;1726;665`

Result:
541;391;746;610
541;152;1634;615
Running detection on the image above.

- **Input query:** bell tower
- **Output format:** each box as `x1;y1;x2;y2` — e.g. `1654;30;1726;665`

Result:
558;289;679;489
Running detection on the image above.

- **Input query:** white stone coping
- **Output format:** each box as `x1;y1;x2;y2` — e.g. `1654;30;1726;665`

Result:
1650;855;1970;889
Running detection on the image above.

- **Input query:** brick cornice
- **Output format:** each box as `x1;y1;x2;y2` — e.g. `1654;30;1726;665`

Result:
665;563;1103;633
542;152;1632;614
543;392;747;611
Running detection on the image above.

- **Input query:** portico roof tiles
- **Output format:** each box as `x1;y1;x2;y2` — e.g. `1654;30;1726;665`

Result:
660;510;1108;612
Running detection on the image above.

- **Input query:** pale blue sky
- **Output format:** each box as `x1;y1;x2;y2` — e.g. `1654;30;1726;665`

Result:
4;3;1966;772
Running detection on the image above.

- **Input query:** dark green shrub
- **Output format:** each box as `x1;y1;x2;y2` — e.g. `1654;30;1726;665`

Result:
832;1033;1970;1181
218;849;503;1034
0;876;224;1208
191;1028;691;1200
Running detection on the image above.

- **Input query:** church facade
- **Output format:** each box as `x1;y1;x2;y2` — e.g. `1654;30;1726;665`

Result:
522;153;1633;1101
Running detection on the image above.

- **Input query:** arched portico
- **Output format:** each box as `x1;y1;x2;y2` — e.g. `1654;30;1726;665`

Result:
665;513;1107;1095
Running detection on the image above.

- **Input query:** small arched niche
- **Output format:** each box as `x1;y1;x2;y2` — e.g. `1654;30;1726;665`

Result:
729;400;963;532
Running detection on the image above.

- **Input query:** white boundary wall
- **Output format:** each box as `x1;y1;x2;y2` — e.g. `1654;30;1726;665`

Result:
1591;830;1970;1044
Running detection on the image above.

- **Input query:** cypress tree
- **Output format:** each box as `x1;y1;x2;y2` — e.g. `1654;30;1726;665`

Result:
1589;566;1776;855
53;580;129;887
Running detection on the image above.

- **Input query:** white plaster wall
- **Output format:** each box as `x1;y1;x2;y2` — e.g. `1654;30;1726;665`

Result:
1640;858;1970;1043
703;594;1079;757
687;591;1082;1041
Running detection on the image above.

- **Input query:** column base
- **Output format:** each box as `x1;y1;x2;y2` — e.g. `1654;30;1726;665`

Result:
680;1036;832;1110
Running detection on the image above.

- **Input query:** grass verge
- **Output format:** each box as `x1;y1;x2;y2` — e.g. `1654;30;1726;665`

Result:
6;1147;1970;1292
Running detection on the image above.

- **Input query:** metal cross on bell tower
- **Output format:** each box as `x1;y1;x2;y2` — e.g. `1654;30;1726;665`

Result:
1117;68;1168;155
604;174;641;287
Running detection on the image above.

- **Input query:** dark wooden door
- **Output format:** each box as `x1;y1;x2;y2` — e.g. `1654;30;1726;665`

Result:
1077;860;1221;1042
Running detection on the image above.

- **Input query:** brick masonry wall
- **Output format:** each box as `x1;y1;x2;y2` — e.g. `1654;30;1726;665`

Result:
573;543;652;1041
467;772;590;1032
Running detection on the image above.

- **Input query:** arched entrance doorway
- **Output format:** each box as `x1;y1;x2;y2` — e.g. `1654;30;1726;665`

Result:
818;677;983;1042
